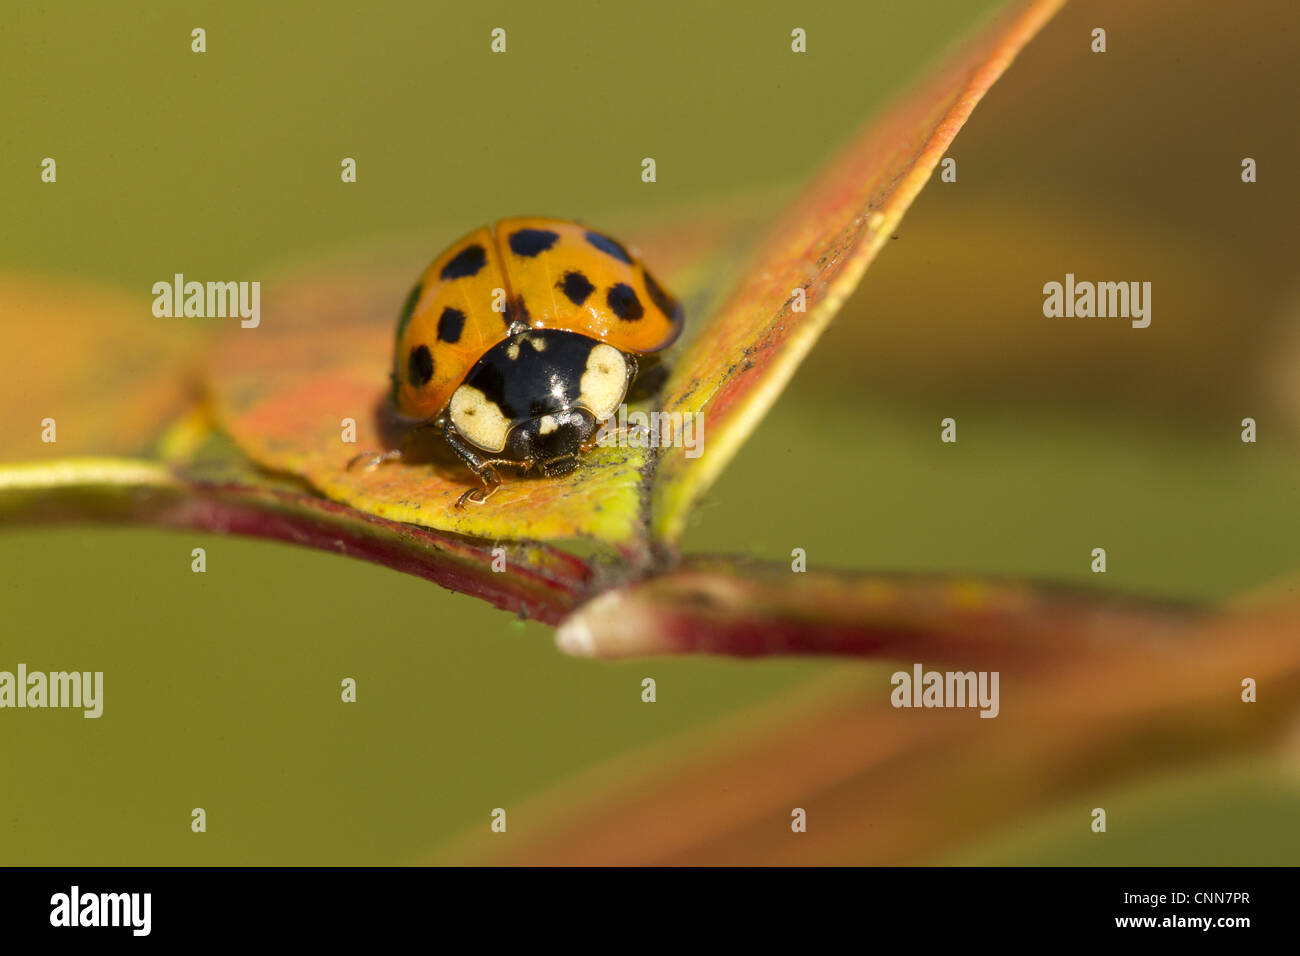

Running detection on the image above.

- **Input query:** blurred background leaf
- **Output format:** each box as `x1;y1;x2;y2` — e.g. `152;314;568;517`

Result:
0;274;205;460
449;587;1300;864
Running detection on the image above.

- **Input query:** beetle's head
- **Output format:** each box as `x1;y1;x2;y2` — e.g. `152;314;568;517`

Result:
448;330;635;473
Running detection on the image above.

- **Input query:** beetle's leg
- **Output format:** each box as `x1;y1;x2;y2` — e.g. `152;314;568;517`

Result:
457;473;502;508
442;422;496;474
347;447;404;472
456;456;538;506
580;422;648;454
443;421;530;508
493;456;536;474
347;420;441;472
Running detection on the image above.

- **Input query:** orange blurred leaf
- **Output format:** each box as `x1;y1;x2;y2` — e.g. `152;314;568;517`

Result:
0;273;205;461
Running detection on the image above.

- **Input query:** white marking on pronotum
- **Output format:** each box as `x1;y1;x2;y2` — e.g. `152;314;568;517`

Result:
449;385;512;452
577;344;628;421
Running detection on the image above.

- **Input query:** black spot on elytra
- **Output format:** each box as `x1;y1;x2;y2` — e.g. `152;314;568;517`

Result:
440;244;487;279
437;307;465;343
557;271;595;306
408;344;434;386
395;282;422;341
508;228;559;257
642;269;682;320
606;282;643;320
585;230;633;265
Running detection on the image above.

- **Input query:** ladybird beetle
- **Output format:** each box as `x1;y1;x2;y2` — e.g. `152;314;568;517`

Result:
359;217;684;507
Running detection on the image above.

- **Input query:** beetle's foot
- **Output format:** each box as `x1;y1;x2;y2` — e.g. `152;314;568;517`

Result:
457;467;502;508
347;448;403;472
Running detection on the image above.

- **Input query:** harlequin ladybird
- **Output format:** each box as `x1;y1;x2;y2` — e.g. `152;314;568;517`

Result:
360;217;683;507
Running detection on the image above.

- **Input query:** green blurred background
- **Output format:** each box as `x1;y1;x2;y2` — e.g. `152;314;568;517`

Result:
2;0;1298;864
